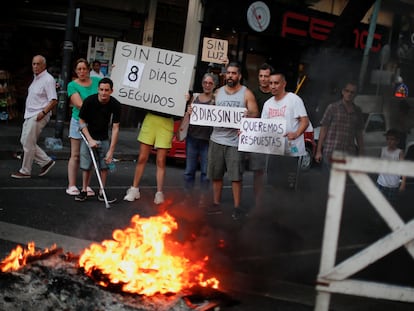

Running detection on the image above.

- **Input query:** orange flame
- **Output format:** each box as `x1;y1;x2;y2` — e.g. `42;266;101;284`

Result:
79;212;219;295
1;242;57;272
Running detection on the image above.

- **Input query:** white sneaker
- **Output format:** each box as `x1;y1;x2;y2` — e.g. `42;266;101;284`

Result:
123;187;140;201
154;191;164;204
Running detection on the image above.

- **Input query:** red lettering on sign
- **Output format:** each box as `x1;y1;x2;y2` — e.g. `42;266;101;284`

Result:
282;11;308;37
309;17;334;41
358;30;382;52
282;11;383;51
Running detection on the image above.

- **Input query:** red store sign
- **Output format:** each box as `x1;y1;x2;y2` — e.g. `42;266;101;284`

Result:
281;11;383;52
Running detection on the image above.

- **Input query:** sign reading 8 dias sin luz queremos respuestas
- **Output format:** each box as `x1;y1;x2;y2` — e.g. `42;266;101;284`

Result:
110;41;196;117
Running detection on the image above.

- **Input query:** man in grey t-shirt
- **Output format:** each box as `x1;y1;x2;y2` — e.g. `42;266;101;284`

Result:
207;62;258;220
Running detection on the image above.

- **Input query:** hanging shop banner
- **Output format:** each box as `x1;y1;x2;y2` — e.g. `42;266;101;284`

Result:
201;37;228;64
238;117;286;155
189;104;246;129
110;41;196;117
87;36;115;76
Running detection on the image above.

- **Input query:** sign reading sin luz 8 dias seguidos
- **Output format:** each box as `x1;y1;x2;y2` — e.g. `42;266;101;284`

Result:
110;41;196;117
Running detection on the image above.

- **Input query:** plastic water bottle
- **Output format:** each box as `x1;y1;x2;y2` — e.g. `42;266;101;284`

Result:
45;137;63;150
108;161;116;173
289;140;298;153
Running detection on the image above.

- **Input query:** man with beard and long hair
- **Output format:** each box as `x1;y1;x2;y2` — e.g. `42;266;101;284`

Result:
206;61;258;220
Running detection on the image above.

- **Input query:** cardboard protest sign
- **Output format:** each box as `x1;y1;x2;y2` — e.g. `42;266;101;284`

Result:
110;41;196;117
189;104;245;129
201;37;228;64
238;118;286;155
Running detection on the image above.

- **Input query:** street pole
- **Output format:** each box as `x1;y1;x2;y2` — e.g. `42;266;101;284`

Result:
55;0;76;139
358;0;381;92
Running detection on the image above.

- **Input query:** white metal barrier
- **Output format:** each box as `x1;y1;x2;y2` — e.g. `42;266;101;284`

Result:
314;152;414;310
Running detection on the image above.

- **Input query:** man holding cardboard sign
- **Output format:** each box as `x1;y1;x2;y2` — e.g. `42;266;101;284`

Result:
207;61;258;220
261;71;309;190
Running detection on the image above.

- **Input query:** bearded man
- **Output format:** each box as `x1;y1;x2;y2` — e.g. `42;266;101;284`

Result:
206;61;258;220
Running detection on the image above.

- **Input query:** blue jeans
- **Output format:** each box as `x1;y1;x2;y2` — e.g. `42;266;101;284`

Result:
184;135;210;190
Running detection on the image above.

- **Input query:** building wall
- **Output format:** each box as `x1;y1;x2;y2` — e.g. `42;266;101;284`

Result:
1;0;189;126
194;0;409;124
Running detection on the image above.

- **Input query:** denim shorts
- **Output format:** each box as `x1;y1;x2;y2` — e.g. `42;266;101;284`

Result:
80;139;110;170
69;117;81;139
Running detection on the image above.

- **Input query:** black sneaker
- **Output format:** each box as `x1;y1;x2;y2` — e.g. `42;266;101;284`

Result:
206;203;222;215
232;207;247;220
75;191;87;202
98;192;117;204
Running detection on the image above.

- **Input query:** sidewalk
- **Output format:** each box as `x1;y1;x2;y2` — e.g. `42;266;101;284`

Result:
0;118;140;161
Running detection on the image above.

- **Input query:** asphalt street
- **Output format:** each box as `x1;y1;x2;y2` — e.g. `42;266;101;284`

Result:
1;120;414;310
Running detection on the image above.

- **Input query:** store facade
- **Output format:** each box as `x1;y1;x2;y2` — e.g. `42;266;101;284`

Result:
193;0;396;122
2;0;413;126
1;0;188;125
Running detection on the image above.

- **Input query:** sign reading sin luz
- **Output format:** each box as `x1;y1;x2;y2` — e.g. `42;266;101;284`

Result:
201;37;228;64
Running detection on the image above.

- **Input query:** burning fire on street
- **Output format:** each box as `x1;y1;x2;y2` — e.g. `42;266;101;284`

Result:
79;212;219;295
0;212;229;310
1;241;58;272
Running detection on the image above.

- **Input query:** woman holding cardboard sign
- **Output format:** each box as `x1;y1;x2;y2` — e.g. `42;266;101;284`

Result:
181;73;217;201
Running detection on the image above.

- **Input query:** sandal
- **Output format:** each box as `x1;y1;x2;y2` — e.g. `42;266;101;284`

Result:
87;186;95;196
66;186;80;196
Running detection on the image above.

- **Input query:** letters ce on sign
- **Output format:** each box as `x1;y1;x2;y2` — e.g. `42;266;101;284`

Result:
201;37;228;64
110;41;196;117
